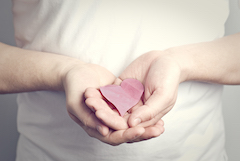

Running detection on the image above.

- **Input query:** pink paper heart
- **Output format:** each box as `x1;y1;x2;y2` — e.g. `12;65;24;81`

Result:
100;78;144;116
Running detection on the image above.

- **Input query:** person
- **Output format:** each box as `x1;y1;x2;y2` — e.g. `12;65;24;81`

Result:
0;0;239;160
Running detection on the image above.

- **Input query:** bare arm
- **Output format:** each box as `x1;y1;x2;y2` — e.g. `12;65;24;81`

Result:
0;42;83;93
125;32;240;127
87;33;240;129
0;42;165;145
172;32;240;85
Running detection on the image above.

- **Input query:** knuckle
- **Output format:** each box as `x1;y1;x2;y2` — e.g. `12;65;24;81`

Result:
145;107;156;121
81;112;95;128
82;119;89;127
149;110;156;120
84;87;95;98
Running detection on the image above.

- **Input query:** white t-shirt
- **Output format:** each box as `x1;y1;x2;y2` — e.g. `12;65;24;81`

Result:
12;0;229;160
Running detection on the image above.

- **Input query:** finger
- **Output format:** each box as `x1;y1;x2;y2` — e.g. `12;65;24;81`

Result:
85;87;116;110
127;99;143;114
67;92;110;136
85;97;129;130
128;89;176;127
85;86;129;130
68;109;109;136
128;120;165;143
84;87;104;100
135;107;170;128
85;88;116;110
87;126;146;146
140;119;165;139
106;127;145;146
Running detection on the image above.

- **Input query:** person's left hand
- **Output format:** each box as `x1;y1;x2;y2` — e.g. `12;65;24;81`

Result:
119;50;183;128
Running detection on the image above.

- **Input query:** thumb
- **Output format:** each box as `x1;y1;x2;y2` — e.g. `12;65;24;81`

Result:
128;89;177;127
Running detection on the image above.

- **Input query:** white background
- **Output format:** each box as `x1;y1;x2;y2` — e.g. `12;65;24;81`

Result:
0;0;240;160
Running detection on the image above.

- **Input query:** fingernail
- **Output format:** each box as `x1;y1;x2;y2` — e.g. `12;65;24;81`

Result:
133;118;141;126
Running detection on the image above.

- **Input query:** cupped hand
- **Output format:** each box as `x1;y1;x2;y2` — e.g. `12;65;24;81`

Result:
84;78;165;144
84;49;184;144
62;62;160;145
117;50;184;128
61;63;116;138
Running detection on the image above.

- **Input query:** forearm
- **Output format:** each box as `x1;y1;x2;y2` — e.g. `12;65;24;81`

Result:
168;33;240;85
0;42;84;93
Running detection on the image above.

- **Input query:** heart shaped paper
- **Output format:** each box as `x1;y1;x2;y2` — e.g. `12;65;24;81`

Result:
100;78;144;116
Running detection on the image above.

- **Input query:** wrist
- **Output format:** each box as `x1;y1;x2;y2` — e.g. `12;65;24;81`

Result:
162;47;194;83
57;57;87;91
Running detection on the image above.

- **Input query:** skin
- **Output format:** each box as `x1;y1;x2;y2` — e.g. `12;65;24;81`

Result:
0;42;164;146
85;33;240;138
1;33;240;146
